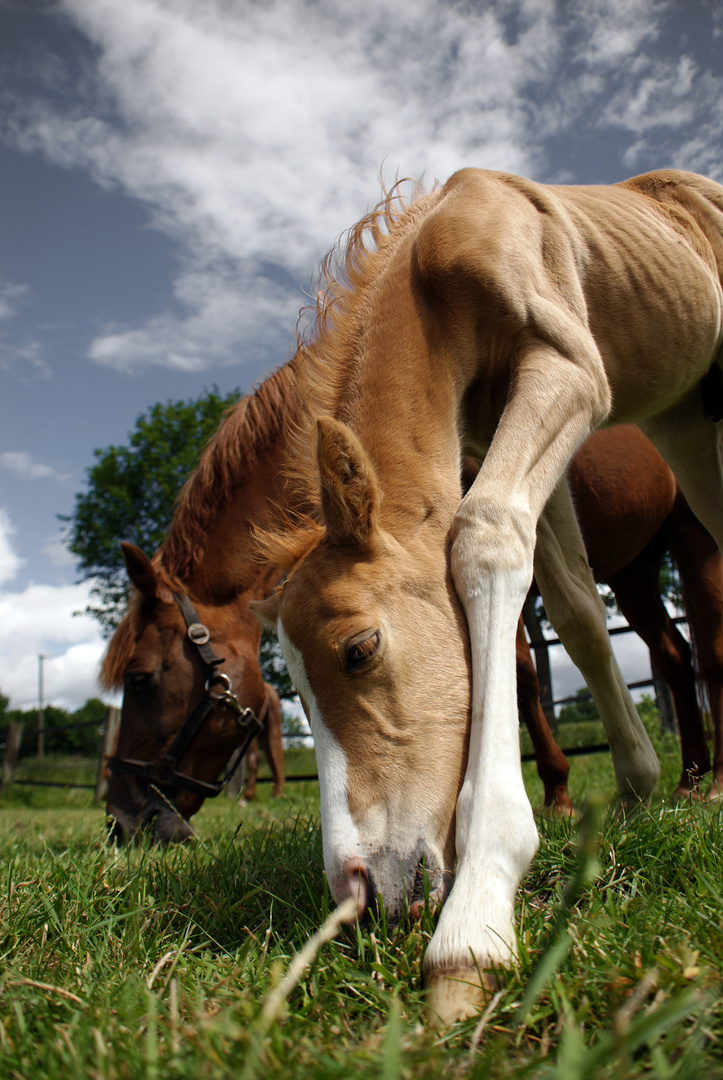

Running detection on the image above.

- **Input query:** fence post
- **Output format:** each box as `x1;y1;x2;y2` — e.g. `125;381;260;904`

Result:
1;721;24;792
95;706;121;804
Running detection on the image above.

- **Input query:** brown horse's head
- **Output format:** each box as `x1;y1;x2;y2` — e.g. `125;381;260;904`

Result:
103;543;266;844
253;417;471;919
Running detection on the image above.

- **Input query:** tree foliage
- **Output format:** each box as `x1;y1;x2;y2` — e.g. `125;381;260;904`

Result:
61;388;239;633
259;627;296;703
3;697;107;757
557;688;601;726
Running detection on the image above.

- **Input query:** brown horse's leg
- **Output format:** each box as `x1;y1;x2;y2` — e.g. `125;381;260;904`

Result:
258;683;285;796
515;616;572;812
608;541;711;797
243;739;259;801
667;492;723;799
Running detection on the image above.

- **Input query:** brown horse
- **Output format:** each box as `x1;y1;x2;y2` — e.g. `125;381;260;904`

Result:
516;425;723;812
242;682;284;802
102;363;299;842
253;168;723;1023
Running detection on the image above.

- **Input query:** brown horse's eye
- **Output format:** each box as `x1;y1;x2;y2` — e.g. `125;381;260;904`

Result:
125;672;157;698
345;629;381;673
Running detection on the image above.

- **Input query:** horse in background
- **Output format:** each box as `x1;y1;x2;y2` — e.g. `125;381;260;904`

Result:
102;363;299;843
507;426;723;812
253;168;723;1024
242;682;284;802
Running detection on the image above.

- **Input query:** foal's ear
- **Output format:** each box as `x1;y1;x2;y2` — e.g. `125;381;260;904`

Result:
317;417;381;548
121;542;164;601
249;591;282;629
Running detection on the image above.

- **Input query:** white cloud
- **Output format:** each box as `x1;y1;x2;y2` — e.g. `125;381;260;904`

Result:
0;511;108;710
0;579;111;711
41;536;76;568
0;451;70;482
2;0;667;371
0;279;49;376
0;280;27;322
0;508;25;586
4;0;720;375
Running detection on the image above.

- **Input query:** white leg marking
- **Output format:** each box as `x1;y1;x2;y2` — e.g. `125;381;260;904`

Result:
425;539;539;978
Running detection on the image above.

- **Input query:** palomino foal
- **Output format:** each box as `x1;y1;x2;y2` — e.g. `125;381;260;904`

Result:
254;169;723;1024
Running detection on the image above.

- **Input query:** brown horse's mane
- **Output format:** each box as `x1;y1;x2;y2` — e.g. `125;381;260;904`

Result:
101;359;300;690
254;179;438;574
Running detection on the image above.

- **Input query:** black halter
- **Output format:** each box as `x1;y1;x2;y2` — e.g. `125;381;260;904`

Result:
109;591;267;798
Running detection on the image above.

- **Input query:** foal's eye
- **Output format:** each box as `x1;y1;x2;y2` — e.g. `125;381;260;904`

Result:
125;672;156;697
344;629;381;673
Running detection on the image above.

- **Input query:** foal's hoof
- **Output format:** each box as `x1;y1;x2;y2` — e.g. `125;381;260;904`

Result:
613;792;648;818
425;967;499;1027
669;784;704;803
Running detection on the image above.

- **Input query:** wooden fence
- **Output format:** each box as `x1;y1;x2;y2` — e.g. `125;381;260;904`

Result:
0;615;694;798
0;706;121;803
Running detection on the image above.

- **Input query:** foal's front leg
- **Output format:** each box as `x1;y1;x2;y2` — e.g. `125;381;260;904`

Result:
423;361;609;1024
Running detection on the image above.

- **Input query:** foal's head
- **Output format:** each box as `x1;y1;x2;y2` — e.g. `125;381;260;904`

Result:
253;417;470;919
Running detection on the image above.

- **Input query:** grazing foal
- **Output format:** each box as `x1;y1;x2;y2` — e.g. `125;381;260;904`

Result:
254;169;723;1024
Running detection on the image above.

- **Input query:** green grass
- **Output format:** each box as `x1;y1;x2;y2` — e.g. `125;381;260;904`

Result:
1;725;722;1078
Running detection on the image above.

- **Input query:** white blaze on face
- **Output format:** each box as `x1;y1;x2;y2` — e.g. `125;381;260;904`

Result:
277;619;363;902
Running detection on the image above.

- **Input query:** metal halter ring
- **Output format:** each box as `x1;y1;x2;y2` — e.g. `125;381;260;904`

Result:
206;671;232;696
188;622;211;645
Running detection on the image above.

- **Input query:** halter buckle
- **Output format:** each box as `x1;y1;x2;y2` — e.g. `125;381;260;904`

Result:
188;622;211;645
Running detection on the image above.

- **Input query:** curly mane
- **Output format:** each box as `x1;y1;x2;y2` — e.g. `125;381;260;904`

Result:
255;178;438;571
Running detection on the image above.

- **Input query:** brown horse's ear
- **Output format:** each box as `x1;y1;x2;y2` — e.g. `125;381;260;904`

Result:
317;416;381;547
249;591;282;629
121;542;163;600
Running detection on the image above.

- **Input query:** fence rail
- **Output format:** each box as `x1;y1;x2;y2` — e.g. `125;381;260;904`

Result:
0;706;121;802
1;614;685;798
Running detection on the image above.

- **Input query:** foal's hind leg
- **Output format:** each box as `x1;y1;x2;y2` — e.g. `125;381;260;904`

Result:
533;481;661;808
607;547;710;797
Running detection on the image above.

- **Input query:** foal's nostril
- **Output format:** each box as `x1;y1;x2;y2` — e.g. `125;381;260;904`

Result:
340;856;370;918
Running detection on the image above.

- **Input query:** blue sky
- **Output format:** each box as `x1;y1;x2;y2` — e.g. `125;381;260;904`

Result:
0;0;721;710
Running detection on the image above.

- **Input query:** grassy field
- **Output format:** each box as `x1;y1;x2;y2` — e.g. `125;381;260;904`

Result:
1;723;722;1079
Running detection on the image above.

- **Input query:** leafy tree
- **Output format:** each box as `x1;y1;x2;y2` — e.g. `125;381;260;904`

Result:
557;688;601;726
259;628;295;701
61;388;239;633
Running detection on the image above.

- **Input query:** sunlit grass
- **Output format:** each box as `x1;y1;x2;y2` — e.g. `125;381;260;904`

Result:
0;726;721;1078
